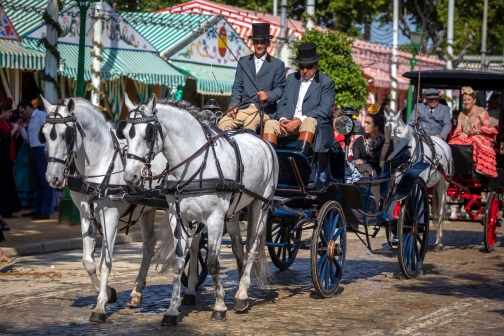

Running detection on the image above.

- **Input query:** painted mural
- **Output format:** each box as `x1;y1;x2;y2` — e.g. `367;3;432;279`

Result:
0;7;20;41
170;21;251;68
26;2;156;52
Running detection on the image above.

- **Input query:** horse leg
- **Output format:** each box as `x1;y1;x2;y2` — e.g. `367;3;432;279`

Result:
433;181;448;252
181;231;201;306
206;214;227;321
81;214;101;293
234;200;269;312
161;216;192;326
89;208;119;323
226;217;244;280
127;208;157;308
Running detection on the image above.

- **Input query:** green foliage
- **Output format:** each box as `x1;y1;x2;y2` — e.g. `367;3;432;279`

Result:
291;29;368;111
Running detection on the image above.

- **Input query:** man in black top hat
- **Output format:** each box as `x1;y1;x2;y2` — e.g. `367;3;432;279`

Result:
409;88;451;140
263;43;335;154
218;23;286;132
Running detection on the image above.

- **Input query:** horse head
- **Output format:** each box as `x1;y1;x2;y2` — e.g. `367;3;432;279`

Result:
39;96;78;188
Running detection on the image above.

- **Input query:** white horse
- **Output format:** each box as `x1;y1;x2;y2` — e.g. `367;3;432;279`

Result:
120;93;278;325
38;97;196;322
384;110;406;134
394;124;454;251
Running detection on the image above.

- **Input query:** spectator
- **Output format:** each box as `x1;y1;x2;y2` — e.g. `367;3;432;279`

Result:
487;93;501;126
18;99;53;220
0;98;22;223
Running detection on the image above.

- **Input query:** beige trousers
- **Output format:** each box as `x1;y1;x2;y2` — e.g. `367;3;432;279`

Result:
263;117;317;137
218;105;270;132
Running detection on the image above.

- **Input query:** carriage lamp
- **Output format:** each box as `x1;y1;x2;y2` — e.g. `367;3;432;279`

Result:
335;106;360;135
203;99;223;125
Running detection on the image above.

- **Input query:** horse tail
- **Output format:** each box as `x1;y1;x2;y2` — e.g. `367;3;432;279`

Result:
247;200;272;289
153;211;175;274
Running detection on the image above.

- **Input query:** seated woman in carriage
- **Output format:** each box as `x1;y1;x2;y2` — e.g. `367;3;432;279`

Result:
448;86;498;178
351;104;394;177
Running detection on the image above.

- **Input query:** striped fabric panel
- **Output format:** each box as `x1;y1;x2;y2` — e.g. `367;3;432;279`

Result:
0;40;45;70
170;60;235;96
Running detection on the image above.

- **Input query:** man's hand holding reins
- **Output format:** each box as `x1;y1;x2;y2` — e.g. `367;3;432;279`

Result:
257;91;268;101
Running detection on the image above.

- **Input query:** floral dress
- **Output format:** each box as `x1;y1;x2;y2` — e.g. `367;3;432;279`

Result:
449;107;497;177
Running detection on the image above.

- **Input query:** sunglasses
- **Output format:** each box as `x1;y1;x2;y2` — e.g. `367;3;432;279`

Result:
299;64;314;70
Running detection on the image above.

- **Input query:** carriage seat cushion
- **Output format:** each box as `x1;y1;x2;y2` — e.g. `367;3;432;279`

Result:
449;144;474;176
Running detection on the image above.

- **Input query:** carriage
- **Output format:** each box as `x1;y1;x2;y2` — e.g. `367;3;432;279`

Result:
402;70;504;253
169;105;430;298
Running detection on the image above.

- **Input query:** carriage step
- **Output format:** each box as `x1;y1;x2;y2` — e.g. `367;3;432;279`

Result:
370;248;394;255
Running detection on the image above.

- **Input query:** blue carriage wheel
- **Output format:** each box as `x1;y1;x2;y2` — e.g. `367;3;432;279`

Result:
181;230;209;289
266;217;301;270
397;179;430;278
310;201;346;298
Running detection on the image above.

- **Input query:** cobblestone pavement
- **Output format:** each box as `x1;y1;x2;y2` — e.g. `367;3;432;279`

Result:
1;221;503;335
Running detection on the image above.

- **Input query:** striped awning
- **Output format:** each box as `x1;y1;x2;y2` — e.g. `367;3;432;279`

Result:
23;39;186;87
0;40;45;70
170;60;236;96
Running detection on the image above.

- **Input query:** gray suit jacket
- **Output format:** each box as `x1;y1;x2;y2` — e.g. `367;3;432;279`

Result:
229;53;286;117
277;71;335;152
409;103;451;140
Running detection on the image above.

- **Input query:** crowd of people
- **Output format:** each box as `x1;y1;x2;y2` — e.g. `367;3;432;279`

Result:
0;97;56;266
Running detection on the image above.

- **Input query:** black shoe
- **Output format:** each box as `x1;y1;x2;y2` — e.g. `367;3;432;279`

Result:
31;214;50;220
22;211;40;217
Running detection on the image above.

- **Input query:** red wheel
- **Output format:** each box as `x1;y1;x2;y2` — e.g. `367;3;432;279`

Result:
483;191;499;252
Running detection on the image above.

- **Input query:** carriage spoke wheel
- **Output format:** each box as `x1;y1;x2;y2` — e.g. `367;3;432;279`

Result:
181;231;208;289
398;179;429;279
483;191;499;253
267;218;301;270
310;201;346;298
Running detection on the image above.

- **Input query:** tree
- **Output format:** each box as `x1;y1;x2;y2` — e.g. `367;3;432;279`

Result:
291;29;368;110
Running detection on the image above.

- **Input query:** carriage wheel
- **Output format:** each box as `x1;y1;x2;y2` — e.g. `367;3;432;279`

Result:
181;231;208;289
397;179;429;279
266;217;301;270
483;191;499;253
310;201;346;298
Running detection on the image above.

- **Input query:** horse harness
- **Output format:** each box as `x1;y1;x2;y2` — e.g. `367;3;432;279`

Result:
116;108;273;256
39;100;147;236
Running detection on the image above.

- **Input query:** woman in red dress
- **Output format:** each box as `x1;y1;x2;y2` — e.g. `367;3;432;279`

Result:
449;86;498;177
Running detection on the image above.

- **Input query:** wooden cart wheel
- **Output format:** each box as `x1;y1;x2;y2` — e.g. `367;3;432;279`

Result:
181;231;208;289
397;179;430;279
310;201;346;298
483;191;499;253
266;217;301;270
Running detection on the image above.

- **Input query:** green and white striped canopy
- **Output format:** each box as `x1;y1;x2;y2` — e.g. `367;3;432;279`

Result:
0;40;45;70
23;39;186;87
170;60;236;96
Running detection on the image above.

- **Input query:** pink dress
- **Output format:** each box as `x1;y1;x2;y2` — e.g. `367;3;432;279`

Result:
449;107;498;177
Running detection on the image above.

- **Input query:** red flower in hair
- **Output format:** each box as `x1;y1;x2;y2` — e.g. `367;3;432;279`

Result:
6;97;13;107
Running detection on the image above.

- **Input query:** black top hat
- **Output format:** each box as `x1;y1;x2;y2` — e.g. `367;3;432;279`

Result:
294;43;321;64
248;23;274;40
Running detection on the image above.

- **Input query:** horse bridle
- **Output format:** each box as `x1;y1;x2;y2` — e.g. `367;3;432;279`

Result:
38;100;84;176
116;105;164;179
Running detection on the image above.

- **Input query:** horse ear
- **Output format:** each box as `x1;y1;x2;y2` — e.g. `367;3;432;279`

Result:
39;95;53;112
67;99;75;113
124;93;136;112
148;94;157;114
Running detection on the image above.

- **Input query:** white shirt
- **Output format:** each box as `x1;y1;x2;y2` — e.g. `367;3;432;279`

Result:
280;76;314;122
254;53;267;74
486;90;494;102
21;109;47;148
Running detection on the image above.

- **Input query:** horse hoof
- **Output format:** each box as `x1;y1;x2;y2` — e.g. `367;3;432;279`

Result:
433;245;443;252
161;315;178;326
127;296;142;308
89;312;107;323
233;298;249;312
211;310;227;321
107;287;118;303
182;294;196;306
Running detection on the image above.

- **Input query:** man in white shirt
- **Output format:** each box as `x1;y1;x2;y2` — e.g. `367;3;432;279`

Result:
218;23;286;132
263;43;335;155
19;99;53;220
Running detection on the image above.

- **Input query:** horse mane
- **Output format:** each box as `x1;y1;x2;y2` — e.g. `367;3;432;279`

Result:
141;98;212;123
67;98;114;136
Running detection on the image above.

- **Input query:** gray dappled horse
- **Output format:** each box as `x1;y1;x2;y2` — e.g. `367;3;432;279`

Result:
119;94;278;325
